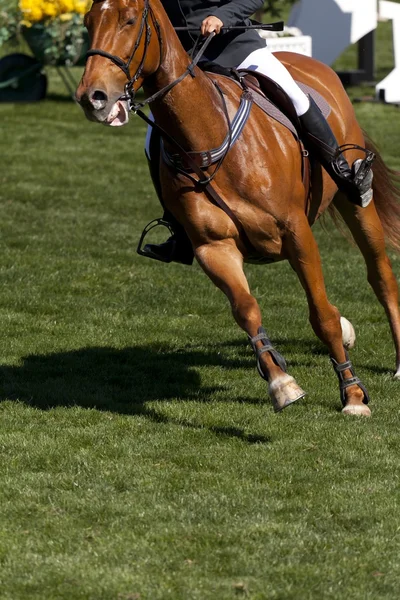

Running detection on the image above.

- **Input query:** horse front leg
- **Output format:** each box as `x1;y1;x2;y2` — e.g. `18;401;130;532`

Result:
195;240;305;411
286;215;371;416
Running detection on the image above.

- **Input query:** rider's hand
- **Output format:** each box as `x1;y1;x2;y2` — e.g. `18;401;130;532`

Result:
201;16;224;36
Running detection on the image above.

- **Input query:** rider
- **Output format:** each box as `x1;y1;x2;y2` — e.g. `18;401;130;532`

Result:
142;0;374;264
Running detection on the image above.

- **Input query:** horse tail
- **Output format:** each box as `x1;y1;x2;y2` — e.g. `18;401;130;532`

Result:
365;132;400;251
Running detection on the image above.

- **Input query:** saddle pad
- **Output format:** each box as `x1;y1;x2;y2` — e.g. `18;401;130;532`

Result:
249;81;331;139
207;71;331;139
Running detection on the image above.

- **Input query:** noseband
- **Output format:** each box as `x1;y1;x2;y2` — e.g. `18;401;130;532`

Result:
86;0;158;104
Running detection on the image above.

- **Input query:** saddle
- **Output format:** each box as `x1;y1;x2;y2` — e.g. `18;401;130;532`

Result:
201;61;331;141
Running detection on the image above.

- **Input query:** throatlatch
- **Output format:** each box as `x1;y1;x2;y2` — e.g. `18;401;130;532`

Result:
330;351;370;407
249;326;287;379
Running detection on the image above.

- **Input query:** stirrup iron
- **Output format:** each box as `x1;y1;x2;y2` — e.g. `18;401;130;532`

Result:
331;144;374;178
332;144;375;207
137;218;176;262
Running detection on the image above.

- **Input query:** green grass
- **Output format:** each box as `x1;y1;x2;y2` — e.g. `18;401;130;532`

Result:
1;13;400;600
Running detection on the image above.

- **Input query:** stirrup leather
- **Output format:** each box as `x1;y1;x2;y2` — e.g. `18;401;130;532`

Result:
330;351;370;407
249;327;287;380
137;218;175;262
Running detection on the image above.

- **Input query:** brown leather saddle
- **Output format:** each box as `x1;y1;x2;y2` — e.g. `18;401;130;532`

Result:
238;69;331;137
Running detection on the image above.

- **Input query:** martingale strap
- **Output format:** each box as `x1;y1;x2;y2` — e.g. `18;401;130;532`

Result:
249;327;287;380
162;91;253;170
330;352;370;406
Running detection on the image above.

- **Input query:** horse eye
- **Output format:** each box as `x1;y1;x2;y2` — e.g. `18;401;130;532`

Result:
126;17;136;25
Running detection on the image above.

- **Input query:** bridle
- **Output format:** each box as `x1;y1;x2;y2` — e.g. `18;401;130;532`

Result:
83;0;231;186
86;0;159;106
85;0;217;112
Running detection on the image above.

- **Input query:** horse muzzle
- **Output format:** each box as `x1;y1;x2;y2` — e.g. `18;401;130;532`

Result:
76;86;130;127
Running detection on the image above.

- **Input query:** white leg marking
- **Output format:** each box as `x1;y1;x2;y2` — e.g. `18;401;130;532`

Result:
268;374;306;412
340;316;356;349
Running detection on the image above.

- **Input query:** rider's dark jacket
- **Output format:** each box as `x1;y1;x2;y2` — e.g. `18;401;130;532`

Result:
162;0;266;67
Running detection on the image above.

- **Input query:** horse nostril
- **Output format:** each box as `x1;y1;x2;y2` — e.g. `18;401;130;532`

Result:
92;90;107;102
90;89;108;109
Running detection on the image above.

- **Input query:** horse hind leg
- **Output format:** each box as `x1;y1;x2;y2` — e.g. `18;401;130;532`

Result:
285;212;371;415
334;193;400;377
195;241;305;411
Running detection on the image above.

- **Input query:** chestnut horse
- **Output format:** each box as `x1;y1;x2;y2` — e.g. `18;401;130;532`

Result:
76;0;400;416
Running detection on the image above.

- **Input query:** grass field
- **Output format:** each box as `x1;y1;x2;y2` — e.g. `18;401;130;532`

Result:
1;8;400;600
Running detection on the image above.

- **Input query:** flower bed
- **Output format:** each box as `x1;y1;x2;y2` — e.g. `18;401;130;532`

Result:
0;0;91;65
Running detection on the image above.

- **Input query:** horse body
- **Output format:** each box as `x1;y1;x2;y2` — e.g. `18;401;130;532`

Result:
77;0;400;413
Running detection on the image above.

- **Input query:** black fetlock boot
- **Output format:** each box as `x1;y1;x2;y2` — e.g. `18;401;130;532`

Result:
299;97;375;207
138;131;194;265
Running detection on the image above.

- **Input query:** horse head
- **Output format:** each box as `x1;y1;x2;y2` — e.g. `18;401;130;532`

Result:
76;0;161;126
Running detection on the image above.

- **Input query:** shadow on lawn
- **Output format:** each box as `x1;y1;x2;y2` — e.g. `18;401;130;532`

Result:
0;343;271;444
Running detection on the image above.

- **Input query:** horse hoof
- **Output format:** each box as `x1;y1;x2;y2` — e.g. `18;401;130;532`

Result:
342;404;371;417
340;316;356;349
269;375;306;412
394;368;400;379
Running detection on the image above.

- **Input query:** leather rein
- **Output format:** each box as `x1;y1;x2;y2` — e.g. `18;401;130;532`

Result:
85;0;255;250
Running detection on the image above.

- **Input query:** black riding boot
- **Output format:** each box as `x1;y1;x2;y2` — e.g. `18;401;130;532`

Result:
138;132;194;265
140;211;194;265
299;97;374;207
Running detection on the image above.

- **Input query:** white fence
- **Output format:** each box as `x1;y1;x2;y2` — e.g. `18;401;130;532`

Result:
259;33;312;57
287;0;400;104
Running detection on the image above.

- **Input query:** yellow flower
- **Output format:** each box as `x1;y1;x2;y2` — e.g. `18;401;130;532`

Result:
74;0;89;14
19;0;44;22
18;0;91;23
42;1;58;18
59;0;75;13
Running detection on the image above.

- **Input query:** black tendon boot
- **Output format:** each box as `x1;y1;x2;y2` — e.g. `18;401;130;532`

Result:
299;97;375;207
138;131;194;265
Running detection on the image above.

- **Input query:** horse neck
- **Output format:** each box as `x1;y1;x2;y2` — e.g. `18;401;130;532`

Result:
143;3;228;151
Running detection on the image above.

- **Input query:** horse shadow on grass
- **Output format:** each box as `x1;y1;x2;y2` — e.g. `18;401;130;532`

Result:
0;342;276;444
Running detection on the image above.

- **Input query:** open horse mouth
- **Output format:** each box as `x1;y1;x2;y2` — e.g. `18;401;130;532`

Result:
105;100;129;127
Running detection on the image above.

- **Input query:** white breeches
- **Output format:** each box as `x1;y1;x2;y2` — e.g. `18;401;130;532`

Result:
237;46;310;116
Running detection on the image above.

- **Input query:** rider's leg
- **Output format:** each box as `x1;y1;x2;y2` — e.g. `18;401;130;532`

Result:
237;47;374;207
140;120;194;264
